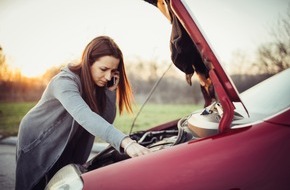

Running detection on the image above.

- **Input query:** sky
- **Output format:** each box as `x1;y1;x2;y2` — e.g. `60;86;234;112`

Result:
1;0;289;77
183;0;289;70
0;0;172;77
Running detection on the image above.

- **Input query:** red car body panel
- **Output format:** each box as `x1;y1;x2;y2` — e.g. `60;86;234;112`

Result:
82;110;290;190
267;109;290;126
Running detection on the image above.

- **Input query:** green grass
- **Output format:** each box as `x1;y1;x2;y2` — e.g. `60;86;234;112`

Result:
0;102;201;138
115;104;201;134
0;102;36;137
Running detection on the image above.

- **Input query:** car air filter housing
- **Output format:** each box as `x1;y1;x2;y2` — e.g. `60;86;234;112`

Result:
187;111;220;138
187;102;244;138
187;102;223;138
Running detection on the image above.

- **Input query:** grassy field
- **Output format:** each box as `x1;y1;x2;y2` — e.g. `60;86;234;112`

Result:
0;102;36;137
0;102;202;138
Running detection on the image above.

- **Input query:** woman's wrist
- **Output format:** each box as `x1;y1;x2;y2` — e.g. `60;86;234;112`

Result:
121;137;136;153
124;140;137;153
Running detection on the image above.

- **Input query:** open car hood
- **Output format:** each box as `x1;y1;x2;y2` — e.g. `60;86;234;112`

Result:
145;0;248;132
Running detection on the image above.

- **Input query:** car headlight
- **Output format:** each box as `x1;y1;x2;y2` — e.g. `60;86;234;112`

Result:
45;164;84;190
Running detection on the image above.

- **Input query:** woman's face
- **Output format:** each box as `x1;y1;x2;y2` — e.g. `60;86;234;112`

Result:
90;55;119;87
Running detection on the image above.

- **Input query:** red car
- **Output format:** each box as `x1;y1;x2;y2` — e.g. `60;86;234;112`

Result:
45;0;290;189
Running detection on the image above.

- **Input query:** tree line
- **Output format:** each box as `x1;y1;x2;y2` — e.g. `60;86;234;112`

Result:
0;54;278;105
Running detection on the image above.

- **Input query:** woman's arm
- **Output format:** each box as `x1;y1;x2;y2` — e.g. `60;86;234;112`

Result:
51;73;151;157
51;75;126;152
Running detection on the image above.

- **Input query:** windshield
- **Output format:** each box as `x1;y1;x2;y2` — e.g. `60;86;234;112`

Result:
241;68;290;117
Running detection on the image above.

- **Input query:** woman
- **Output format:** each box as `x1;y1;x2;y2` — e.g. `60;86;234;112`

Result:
15;36;150;190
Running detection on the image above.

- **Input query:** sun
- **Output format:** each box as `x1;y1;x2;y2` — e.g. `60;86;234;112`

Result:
19;66;46;78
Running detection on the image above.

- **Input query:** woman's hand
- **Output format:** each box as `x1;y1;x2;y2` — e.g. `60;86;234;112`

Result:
107;71;120;91
122;137;151;158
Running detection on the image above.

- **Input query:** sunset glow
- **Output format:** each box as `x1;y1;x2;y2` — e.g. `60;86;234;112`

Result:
0;0;171;78
1;0;287;78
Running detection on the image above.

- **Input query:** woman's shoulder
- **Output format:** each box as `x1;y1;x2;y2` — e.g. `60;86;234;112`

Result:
53;66;81;84
60;66;77;77
46;66;82;92
46;66;82;94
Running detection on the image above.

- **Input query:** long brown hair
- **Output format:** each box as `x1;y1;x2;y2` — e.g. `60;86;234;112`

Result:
69;36;133;115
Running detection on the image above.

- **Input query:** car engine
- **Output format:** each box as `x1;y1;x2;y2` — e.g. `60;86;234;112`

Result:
84;103;224;171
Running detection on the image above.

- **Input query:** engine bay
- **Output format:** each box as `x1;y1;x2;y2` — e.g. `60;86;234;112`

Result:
84;110;216;172
84;124;189;171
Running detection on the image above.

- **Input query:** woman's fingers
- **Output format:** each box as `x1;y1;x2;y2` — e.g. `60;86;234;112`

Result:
122;137;151;158
108;71;120;91
127;143;151;157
